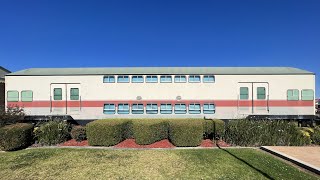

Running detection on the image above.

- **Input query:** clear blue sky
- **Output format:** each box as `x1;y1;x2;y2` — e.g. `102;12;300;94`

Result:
0;0;319;97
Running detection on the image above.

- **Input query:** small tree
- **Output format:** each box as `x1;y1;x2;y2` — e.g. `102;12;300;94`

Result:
0;105;25;127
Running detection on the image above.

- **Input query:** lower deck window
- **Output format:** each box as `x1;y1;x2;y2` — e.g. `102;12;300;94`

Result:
175;104;187;114
160;104;172;114
132;104;144;114
203;103;215;114
189;103;201;114
118;104;129;114
103;104;116;114
146;104;158;114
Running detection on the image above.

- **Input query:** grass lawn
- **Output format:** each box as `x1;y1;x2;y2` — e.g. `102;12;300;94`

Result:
0;148;318;180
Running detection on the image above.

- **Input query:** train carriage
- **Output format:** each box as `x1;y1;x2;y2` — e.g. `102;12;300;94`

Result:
5;67;316;123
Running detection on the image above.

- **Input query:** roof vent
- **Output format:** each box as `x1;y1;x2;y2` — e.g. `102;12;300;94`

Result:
136;96;142;100
176;96;182;100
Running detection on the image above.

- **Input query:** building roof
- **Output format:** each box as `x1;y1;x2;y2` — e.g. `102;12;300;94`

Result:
0;66;11;82
6;67;314;76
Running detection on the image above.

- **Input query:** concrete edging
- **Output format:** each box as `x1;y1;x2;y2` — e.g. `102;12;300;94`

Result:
260;146;320;175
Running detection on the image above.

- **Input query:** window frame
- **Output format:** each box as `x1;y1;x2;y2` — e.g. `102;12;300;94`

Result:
103;75;115;83
174;103;187;114
301;89;314;101
132;103;144;114
118;103;130;114
203;75;215;83
103;103;116;114
160;103;172;114
146;103;158;114
160;75;172;83
145;75;158;83
174;75;187;83
21;90;33;102
203;103;215;114
188;75;201;83
189;103;201;114
132;75;144;83
117;75;130;83
7;90;19;102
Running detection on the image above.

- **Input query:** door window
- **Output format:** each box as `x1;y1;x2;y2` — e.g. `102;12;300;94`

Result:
70;88;79;100
240;87;249;100
257;87;266;99
54;88;62;100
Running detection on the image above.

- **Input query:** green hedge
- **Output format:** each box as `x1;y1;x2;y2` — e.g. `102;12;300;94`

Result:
225;119;310;146
168;119;204;147
133;120;168;145
87;119;130;146
204;119;225;139
0;123;33;151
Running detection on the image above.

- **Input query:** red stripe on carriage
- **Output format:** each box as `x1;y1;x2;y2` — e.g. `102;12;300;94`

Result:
7;100;314;107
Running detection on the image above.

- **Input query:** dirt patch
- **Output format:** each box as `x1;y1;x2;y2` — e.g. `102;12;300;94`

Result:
58;139;89;146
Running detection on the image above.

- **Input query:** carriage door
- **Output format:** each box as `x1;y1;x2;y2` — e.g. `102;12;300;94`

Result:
51;84;67;114
237;83;252;115
252;83;269;114
50;83;81;115
66;84;81;115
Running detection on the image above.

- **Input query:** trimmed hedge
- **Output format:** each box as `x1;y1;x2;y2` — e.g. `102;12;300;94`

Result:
168;119;204;147
0;123;33;151
86;119;130;146
225;119;310;146
71;126;87;142
204;119;225;139
133;120;168;145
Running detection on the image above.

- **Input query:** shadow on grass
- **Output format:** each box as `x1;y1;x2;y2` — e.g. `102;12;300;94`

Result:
217;145;274;180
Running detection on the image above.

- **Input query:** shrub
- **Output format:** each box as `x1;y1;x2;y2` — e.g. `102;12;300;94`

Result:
86;119;130;146
225;119;310;146
168;119;204;147
133;120;168;145
0;106;25;127
34;120;70;145
204;119;225;139
71;126;86;142
311;126;320;145
0;123;33;151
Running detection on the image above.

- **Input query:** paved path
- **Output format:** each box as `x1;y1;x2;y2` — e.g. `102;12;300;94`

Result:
261;146;320;175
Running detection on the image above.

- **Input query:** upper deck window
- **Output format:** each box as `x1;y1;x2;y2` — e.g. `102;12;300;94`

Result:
117;75;129;83
132;75;144;83
287;89;299;101
203;75;215;83
21;90;33;102
7;91;19;102
189;75;201;83
160;75;172;83
103;76;115;83
174;75;187;83
146;75;158;83
301;89;314;101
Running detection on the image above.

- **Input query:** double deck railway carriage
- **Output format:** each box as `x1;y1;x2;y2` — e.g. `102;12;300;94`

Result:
4;67;316;124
